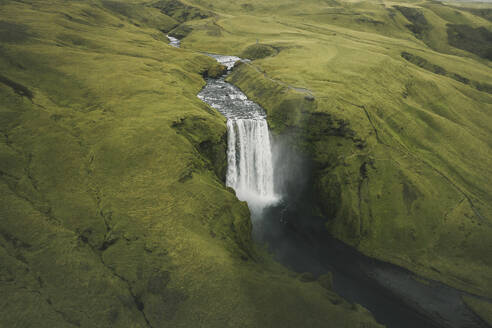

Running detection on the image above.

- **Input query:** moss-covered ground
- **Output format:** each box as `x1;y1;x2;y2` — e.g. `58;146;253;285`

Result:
0;0;384;327
463;296;492;326
2;0;492;326
176;0;492;317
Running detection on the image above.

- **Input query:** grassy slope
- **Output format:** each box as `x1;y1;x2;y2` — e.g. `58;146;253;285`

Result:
0;0;383;327
463;296;492;326
179;0;492;301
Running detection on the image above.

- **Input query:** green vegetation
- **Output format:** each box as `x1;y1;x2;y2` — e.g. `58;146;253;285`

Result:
101;0;178;31
447;24;492;60
0;74;33;99
152;0;211;23
395;6;431;40
0;0;384;327
401;51;492;93
463;296;492;326
2;0;492;326
241;43;278;60
460;8;492;22
203;63;227;78
177;0;492;308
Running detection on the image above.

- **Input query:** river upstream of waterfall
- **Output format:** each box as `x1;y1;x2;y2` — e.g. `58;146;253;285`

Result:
195;51;490;328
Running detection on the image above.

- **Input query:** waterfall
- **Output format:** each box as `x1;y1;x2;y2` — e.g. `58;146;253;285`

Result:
197;53;279;212
226;118;278;211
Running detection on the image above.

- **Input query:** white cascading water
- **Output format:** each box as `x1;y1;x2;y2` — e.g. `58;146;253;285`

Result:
226;119;278;210
197;54;279;213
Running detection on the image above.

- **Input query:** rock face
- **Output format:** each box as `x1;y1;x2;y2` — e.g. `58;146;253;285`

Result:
0;0;385;327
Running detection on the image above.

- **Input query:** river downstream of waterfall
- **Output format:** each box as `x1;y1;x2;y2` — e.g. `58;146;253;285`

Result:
194;51;489;328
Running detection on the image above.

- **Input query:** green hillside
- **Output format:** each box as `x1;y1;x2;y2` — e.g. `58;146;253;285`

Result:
1;0;492;326
179;0;492;317
0;0;383;327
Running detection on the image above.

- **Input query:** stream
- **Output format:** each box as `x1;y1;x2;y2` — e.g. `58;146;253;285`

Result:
168;37;491;328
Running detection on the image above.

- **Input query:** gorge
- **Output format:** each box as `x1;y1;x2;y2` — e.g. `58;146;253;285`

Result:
196;52;491;328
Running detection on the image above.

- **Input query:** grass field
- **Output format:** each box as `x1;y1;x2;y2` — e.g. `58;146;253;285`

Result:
178;0;492;316
1;0;491;326
0;0;385;327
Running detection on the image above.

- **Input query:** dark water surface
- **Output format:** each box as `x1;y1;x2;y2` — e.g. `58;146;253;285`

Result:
255;204;490;328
